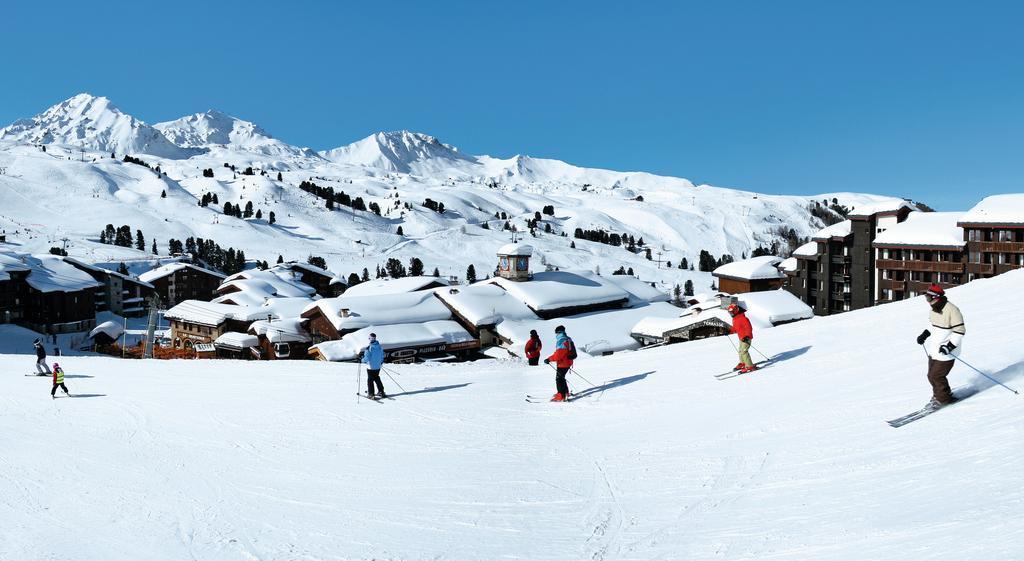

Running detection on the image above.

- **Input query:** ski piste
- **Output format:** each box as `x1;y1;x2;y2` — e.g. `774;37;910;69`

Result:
714;361;770;380
887;388;978;427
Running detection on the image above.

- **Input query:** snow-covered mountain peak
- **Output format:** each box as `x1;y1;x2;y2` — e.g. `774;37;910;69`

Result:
154;109;320;161
0;92;190;159
320;130;476;173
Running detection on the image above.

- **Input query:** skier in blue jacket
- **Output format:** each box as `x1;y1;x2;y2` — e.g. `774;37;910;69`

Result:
361;333;386;399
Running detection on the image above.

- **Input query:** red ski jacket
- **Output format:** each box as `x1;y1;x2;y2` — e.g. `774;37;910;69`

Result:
731;313;753;341
547;337;574;368
524;337;542;359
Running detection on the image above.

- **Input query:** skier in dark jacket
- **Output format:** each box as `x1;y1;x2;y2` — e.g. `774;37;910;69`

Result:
728;303;756;373
360;333;386;399
33;338;51;375
543;325;574;401
916;284;966;407
524;330;542;366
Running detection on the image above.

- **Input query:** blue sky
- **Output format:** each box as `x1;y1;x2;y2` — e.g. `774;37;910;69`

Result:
3;0;1022;210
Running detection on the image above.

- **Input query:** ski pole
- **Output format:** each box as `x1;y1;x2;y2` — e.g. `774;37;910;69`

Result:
951;354;1020;395
356;362;362;405
382;368;407;393
569;367;597;388
749;342;771;362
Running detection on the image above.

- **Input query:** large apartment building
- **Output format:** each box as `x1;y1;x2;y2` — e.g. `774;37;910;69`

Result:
785;195;1023;315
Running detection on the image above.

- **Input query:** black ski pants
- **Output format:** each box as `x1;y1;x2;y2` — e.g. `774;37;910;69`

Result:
366;369;385;396
527;356;539;366
51;383;68;396
555;367;570;396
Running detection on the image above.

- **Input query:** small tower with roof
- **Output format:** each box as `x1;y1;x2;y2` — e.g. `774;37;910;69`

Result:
496;243;533;281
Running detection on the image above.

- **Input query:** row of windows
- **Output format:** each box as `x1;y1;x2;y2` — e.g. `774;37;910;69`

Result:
966;229;1024;242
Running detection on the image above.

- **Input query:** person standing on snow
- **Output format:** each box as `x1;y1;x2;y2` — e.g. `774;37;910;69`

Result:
524;329;543;366
728;303;757;373
916;284;966;407
50;362;69;398
361;333;386;399
543;325;575;401
33;338;51;375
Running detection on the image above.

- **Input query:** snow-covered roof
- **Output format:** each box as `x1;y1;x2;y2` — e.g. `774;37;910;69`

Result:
848;200;915;218
139;262;226;283
88;320;124;341
601;275;671;304
713;256;785;281
497;243;533;256
302;291;451;331
486;271;629;312
959;194;1024;225
17;254;104;293
63;257;155;288
164;300;243;326
248;318;311;344
811;220;852;240
216;269;316;300
214;332;259;349
497;302;682;357
631;308;733;338
779;257;799;273
873;212;966;248
280;261;339;279
734;290;814;325
0;252;31;281
342;276;452;297
433;283;538;327
311;320;475;361
792;241;818;258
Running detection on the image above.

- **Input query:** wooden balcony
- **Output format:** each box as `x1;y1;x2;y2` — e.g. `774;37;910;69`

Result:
965;262;994;275
878;279;905;291
876;259;964;273
977;241;1024;253
995;263;1023;275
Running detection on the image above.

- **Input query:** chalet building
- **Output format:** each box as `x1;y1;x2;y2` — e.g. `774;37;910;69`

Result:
309;320;480;364
301;290;453;343
847;202;915;308
64;258;155;318
163;300;254;349
276;261;347;297
248;318;312;360
215;268;317;305
139;262;226;308
21;255;102;334
712;256;786;294
957;194;1024;281
0;252;31;324
873;212;966;303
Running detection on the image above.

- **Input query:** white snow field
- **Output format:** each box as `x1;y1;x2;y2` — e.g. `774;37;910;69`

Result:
3;275;1023;560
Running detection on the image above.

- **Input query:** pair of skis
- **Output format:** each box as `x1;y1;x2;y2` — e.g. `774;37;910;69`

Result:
714;361;770;380
886;388;977;427
356;393;393;403
525;394;575;403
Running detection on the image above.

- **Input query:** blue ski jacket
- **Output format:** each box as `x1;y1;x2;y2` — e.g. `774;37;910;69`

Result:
361;340;385;369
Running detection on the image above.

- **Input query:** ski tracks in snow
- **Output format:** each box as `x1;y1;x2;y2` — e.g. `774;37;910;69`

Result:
582;461;627;561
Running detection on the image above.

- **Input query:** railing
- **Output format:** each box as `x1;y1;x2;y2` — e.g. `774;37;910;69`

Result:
876;259;964;273
995;263;1023;275
977;241;1024;253
965;262;994;275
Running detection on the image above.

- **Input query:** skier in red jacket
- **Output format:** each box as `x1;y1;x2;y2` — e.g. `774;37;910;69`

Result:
524;329;542;366
543;326;575;401
728;303;757;373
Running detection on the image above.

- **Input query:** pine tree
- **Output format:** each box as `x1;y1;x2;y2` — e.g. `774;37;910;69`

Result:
684;280;694;296
673;284;682;306
409;257;424;277
397;226;404;236
386;258;407;278
161;190;167;198
277;172;283;181
432;267;440;277
326;198;334;210
347;272;360;286
277;254;284;264
151;239;158;255
466;264;477;283
99;230;107;244
135;230;145;251
307;255;327;269
118;262;129;275
570;240;575;249
361;268;370;282
256;209;262;219
212;193;219;204
627;267;634;276
681;257;688;270
224;202;233;215
244;201;254;218
269;211;276;224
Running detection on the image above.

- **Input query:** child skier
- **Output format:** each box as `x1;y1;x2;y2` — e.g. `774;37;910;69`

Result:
34;338;51;375
728;303;757;373
361;333;386;399
50;362;69;398
543;325;575;401
524;330;542;366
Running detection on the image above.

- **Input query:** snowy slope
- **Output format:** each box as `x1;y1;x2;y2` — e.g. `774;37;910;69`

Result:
1;270;1022;561
0;94;907;294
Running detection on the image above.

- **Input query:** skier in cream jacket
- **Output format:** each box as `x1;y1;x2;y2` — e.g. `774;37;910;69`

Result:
915;284;966;407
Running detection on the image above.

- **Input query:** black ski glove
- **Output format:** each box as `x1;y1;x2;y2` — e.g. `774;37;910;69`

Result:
916;330;931;345
742;337;751;343
939;342;956;355
543;358;550;364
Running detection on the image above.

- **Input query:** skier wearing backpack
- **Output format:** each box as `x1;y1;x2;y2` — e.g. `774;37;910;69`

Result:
524;330;542;366
33;338;51;375
360;333;386;399
543;325;576;401
728;303;757;373
50;362;69;398
916;284;966;407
